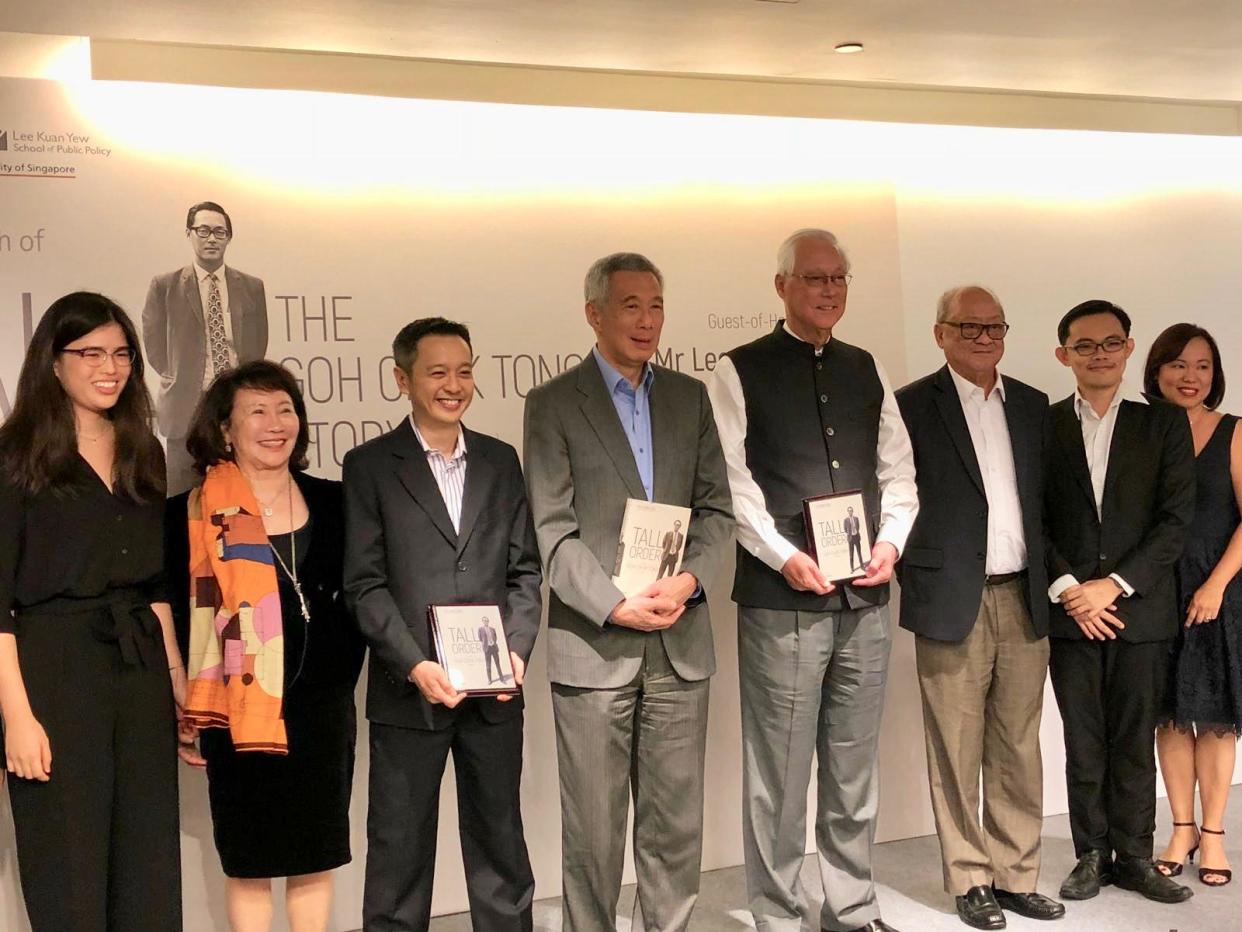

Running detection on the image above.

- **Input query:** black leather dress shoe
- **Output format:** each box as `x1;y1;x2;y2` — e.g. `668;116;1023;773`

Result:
1059;849;1114;900
954;884;1006;929
846;921;900;932
1114;856;1193;903
993;888;1066;920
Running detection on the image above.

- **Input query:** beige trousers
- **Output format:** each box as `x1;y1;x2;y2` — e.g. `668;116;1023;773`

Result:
916;578;1049;895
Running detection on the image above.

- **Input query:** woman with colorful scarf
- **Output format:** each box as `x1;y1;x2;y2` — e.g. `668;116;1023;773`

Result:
165;360;364;932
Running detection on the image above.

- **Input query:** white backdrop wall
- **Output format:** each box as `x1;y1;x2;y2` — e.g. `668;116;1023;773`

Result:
2;77;1241;931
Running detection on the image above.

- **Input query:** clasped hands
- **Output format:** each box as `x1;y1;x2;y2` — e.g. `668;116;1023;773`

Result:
1061;577;1125;640
410;651;527;709
609;571;698;632
780;542;898;595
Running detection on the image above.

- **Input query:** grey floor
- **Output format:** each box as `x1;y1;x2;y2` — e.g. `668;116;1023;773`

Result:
427;806;1239;931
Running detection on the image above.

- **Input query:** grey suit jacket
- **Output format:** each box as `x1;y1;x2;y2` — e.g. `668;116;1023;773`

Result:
523;352;734;689
142;265;268;437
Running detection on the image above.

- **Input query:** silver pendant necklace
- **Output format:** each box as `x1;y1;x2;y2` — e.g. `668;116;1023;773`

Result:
268;476;311;626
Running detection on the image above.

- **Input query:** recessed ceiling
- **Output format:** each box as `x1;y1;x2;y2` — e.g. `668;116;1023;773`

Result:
5;0;1242;103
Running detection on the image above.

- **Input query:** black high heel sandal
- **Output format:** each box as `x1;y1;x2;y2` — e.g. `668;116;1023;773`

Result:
1198;826;1233;886
1156;822;1200;877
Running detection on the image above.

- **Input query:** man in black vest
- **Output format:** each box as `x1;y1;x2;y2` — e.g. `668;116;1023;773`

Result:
708;228;918;932
1045;299;1195;905
896;285;1063;929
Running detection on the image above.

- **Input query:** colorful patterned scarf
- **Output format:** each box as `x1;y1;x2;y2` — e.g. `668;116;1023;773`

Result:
183;461;288;754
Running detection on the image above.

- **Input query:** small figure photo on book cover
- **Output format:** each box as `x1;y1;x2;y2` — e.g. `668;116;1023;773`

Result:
612;499;693;597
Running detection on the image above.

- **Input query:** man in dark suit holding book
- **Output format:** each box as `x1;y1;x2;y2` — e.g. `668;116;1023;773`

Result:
524;252;733;932
1044;299;1195;905
344;317;542;932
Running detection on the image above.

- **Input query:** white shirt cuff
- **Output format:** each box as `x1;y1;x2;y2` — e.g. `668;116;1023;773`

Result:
1109;573;1134;597
1049;574;1080;603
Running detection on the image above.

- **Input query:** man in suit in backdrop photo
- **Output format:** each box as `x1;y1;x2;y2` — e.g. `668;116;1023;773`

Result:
142;200;268;494
707;228;918;932
343;317;542;932
895;285;1063;930
1044;299;1195;906
523;252;733;932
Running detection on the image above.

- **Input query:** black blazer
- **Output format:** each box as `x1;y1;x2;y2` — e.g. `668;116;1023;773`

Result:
1044;395;1195;642
164;472;365;693
342;420;542;730
895;366;1050;642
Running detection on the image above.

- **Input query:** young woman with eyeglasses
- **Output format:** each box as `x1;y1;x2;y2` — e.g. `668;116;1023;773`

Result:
0;292;183;931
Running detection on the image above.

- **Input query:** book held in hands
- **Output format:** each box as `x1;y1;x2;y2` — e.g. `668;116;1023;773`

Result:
611;499;693;598
803;489;873;583
428;603;519;696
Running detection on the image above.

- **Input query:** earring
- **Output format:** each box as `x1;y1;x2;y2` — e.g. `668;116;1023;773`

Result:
225;441;232;453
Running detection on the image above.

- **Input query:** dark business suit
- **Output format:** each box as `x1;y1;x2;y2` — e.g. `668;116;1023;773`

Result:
142;265;267;493
343;420;542;932
896;366;1050;894
1044;395;1195;860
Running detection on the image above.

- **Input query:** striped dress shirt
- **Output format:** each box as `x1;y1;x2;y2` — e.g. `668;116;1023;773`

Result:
409;416;467;532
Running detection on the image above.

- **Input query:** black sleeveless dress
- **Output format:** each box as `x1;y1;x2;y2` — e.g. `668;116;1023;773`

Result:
1161;414;1242;736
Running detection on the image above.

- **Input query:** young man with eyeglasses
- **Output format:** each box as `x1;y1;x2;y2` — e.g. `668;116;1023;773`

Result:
142;200;268;494
708;228;918;932
896;286;1063;930
1044;299;1196;905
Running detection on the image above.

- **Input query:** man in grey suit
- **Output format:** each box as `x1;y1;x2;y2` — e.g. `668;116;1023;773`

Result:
523;252;733;932
142;201;267;493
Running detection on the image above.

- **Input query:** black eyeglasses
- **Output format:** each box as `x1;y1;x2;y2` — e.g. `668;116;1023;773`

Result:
189;225;230;240
61;347;136;367
793;273;852;289
941;321;1010;341
1064;337;1127;357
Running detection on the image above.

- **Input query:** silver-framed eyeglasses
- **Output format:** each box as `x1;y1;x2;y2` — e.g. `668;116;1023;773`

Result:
942;321;1010;341
61;347;137;367
1064;337;1127;356
793;272;852;289
189;225;230;240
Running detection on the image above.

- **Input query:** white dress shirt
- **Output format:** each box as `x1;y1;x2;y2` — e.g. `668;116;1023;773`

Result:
948;366;1026;575
410;416;468;532
708;326;919;572
1047;386;1147;602
195;262;237;387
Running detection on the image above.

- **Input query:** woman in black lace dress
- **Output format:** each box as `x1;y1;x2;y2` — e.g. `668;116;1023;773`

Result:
1146;324;1242;887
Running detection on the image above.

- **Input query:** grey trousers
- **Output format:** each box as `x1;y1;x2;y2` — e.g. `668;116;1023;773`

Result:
552;634;711;932
738;604;892;932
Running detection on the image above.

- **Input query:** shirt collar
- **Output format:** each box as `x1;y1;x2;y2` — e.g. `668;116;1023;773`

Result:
593;345;654;395
781;320;830;355
194;262;227;283
1073;383;1147;420
408;415;467;461
947;364;1006;405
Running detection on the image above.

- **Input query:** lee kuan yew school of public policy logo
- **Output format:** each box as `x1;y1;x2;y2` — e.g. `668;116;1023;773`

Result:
0;130;8;151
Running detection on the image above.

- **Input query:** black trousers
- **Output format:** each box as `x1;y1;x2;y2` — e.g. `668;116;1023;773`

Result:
1049;636;1170;861
6;608;181;932
363;705;533;932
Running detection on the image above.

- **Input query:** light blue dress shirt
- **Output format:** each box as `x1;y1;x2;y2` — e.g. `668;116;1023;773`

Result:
592;346;655;501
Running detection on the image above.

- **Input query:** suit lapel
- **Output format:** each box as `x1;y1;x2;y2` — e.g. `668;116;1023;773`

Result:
390;421;458;547
1003;383;1036;506
931;367;986;497
1053;398;1097;512
578;354;647;501
1101;401;1142;521
225;267;246;348
181;266;205;325
454;429;493;557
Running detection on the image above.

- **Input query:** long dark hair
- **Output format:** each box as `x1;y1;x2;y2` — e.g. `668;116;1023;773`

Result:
1143;322;1226;410
0;292;165;502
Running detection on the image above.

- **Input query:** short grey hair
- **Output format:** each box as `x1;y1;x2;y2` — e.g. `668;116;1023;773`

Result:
936;284;1004;323
776;228;851;277
584;252;664;306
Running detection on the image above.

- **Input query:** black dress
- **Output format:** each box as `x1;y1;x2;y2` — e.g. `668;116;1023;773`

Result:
0;456;181;932
1162;414;1242;735
165;472;366;878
